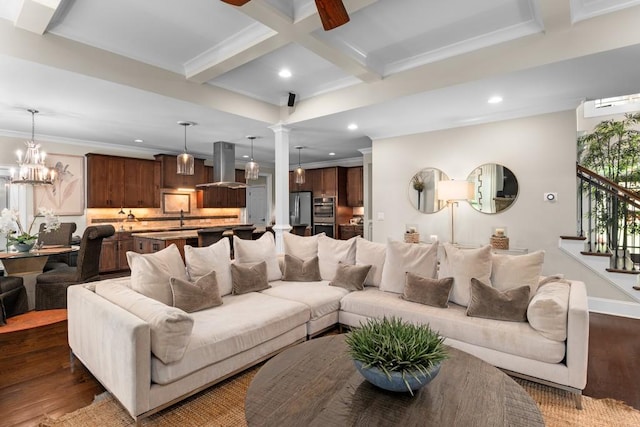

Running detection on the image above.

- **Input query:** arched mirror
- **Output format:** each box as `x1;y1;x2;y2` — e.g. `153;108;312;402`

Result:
467;164;519;214
408;168;449;213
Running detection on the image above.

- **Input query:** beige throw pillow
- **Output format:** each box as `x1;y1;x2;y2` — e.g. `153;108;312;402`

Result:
233;233;282;281
438;244;492;307
169;270;223;313
466;278;529;322
127;244;188;306
527;281;571;341
317;235;357;281
184;239;233;296
329;262;372;291
231;261;271;295
283;232;324;260
355;238;386;287
491;250;545;297
95;282;193;364
402;273;453;308
380;241;438;294
283;254;322;281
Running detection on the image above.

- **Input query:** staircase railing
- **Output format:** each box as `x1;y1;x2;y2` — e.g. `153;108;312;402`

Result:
576;164;640;272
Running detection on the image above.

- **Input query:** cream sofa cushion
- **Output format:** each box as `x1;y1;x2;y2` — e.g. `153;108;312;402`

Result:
127;244;188;306
233;233;282;281
527;280;571;341
491;250;545;296
380;241;437;294
184;239;233;296
283;232;324;260
355;238;386;287
317;235;357;281
439;244;492;307
95;282;193;364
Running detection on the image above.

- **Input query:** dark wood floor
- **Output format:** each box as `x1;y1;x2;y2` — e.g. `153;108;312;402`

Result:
0;311;638;426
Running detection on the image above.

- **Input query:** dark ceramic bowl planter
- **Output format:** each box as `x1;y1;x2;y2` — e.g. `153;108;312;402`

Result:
13;241;36;252
354;360;442;393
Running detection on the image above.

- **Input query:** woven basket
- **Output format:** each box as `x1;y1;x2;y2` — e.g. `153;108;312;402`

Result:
404;232;420;244
490;236;509;250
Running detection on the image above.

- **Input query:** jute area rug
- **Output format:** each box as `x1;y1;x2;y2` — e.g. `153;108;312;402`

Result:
39;367;640;427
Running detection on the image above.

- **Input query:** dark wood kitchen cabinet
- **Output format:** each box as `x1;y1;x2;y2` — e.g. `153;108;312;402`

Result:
198;167;247;208
87;154;160;208
154;154;207;190
347;166;364;207
99;232;133;273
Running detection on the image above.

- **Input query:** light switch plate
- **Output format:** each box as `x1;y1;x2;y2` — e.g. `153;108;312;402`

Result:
377;212;385;220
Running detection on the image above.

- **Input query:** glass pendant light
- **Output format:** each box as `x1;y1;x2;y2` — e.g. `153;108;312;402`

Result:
294;146;305;184
245;136;259;181
10;109;54;185
177;121;195;175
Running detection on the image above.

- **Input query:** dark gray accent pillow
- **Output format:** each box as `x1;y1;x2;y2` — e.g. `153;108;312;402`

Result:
466;278;529;322
231;261;271;295
283;254;322;282
169;270;223;313
329;262;372;291
402;272;453;308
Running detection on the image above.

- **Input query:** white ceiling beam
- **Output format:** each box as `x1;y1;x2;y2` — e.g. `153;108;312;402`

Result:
538;0;572;32
14;0;61;35
186;0;380;85
285;3;640;124
0;20;280;124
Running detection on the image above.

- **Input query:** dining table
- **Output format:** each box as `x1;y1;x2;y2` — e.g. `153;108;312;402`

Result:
0;245;79;310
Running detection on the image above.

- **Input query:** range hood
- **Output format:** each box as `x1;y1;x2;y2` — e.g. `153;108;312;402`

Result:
196;141;247;189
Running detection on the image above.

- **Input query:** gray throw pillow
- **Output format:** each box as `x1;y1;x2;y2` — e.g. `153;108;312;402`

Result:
283;254;322;282
402;272;453;308
466;278;529;322
231;261;271;295
169;270;223;313
329;262;371;291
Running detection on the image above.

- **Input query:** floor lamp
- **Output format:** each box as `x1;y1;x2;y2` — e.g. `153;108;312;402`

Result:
438;180;475;244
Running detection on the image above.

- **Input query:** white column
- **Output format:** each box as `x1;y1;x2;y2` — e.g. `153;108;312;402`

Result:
269;123;291;253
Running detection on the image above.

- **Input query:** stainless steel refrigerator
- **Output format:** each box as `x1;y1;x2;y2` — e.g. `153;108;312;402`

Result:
290;191;313;227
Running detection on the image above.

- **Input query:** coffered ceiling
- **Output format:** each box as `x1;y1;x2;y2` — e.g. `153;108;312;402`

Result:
0;0;640;166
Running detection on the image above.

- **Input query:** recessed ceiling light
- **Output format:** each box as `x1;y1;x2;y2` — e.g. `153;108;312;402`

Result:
488;96;503;104
134;139;143;143
329;152;336;156
348;123;358;131
242;155;249;158
279;69;292;78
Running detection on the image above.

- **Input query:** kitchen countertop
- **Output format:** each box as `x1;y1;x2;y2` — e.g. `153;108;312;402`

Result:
130;224;263;241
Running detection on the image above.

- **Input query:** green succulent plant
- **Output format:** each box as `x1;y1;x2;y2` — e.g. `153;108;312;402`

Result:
345;316;448;393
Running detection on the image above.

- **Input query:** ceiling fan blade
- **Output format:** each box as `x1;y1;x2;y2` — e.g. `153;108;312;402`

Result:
315;0;350;31
220;0;251;6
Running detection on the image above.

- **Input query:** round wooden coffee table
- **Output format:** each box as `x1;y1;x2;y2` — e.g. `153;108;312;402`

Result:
245;334;543;426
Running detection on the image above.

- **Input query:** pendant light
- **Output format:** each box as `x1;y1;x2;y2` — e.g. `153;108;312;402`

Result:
177;121;195;175
294;146;305;184
245;136;259;180
10;109;54;185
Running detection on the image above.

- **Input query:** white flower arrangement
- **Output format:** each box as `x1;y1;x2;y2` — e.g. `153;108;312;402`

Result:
0;207;60;247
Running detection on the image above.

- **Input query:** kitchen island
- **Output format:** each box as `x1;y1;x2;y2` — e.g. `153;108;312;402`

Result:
132;230;199;260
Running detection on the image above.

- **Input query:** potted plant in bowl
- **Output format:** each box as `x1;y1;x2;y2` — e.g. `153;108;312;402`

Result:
345;316;448;395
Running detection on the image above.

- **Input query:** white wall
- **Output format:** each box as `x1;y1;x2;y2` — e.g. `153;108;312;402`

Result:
372;110;633;301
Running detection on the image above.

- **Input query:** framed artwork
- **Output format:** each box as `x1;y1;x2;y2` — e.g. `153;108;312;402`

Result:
34;154;85;216
163;193;191;214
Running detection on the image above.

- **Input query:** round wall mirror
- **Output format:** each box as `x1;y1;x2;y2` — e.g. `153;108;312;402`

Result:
466;164;519;214
408;168;449;213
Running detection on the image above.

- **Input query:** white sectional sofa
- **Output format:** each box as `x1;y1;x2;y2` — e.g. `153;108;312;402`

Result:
67;232;589;422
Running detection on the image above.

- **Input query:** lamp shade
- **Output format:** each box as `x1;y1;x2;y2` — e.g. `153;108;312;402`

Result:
437;180;474;201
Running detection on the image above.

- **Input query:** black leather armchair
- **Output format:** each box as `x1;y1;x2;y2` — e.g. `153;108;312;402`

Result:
35;225;115;310
0;276;28;325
